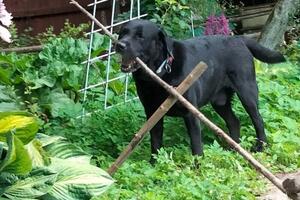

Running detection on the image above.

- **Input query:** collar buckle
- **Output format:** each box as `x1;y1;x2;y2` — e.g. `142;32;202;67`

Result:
156;53;174;74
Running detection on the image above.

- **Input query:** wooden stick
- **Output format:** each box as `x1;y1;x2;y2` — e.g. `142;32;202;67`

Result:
0;45;43;53
108;62;207;175
70;0;287;195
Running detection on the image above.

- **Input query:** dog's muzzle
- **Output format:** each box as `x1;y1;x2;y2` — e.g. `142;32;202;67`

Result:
120;60;140;73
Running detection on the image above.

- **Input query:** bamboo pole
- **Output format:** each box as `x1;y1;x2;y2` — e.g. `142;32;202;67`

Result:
108;62;207;175
70;0;287;195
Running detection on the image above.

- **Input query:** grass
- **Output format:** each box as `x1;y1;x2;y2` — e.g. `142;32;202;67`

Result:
45;61;300;199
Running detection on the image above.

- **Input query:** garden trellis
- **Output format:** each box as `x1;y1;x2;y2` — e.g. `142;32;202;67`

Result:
80;1;196;116
80;0;146;116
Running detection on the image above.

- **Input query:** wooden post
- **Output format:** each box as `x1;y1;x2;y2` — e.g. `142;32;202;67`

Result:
108;62;207;175
70;0;287;195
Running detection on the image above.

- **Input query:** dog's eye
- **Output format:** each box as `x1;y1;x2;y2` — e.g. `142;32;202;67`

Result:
118;28;129;39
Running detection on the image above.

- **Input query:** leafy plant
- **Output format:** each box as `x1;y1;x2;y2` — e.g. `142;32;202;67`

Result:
284;40;300;67
0;31;137;119
2;20;89;48
46;59;300;200
145;0;225;38
0;112;114;199
149;0;192;38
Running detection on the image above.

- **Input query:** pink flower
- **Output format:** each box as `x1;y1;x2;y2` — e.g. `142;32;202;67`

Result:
0;0;12;43
204;14;231;36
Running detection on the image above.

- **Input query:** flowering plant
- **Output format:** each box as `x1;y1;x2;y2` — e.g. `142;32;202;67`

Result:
0;0;12;43
204;14;231;36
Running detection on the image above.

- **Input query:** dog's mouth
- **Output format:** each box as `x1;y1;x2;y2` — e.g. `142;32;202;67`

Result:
121;58;140;73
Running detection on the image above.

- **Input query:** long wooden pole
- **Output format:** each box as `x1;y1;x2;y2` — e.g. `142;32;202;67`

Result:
108;62;207;175
70;0;287;195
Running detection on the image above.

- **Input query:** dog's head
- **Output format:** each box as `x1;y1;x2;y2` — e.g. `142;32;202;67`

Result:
116;19;172;74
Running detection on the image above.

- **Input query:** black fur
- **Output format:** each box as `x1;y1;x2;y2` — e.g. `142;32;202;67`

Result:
116;19;286;163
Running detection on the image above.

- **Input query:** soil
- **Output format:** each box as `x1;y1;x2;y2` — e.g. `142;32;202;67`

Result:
259;171;300;200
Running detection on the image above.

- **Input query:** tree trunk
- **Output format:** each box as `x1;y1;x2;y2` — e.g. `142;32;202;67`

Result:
258;0;299;50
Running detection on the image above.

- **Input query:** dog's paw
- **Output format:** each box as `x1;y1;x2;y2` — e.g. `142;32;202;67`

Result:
191;155;204;169
251;140;268;152
149;157;156;166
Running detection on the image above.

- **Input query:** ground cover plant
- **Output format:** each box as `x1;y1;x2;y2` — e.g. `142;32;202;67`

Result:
2;31;299;200
0;0;299;199
44;59;300;199
0;112;114;199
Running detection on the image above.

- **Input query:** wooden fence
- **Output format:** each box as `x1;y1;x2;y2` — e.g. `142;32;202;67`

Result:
6;0;130;35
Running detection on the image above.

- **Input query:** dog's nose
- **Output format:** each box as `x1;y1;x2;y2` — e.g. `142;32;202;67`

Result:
116;42;127;52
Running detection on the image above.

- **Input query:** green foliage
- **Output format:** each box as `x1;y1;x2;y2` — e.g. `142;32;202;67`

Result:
149;0;192;38
284;40;300;66
0;132;32;176
0;86;23;112
46;60;299;199
0;36;87;118
37;37;87;91
0;32;136;119
99;144;263;200
0;9;299;199
37;20;90;44
0;112;114;199
0;112;39;175
2;20;90;48
146;0;228;38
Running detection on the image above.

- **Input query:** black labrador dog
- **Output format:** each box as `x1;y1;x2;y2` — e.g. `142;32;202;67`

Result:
116;19;285;162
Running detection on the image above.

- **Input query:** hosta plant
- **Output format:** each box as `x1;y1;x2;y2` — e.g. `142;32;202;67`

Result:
0;111;114;199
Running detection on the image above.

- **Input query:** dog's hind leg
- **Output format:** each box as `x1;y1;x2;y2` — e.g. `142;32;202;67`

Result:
211;94;241;143
228;72;267;152
183;114;203;156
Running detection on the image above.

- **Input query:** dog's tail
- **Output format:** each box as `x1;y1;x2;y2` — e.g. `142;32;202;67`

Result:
241;37;286;63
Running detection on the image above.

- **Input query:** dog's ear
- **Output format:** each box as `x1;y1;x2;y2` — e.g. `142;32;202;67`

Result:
158;29;173;56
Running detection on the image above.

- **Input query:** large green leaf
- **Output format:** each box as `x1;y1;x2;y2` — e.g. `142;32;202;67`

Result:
0;86;20;112
36;133;64;147
0;172;19;195
39;90;82;118
0;132;32;175
0;102;19;112
0;112;38;144
0;67;12;85
39;133;91;164
30;76;56;90
46;158;114;200
43;139;91;163
26;139;51;168
2;172;56;199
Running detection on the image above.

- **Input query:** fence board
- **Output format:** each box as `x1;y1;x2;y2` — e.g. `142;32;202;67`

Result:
6;0;129;35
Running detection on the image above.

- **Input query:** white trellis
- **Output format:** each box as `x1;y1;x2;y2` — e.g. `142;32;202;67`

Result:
80;0;146;116
79;0;197;117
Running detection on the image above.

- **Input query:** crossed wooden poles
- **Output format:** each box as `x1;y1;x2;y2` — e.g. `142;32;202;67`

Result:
70;0;287;196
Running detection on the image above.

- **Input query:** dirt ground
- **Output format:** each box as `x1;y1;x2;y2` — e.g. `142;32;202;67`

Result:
259;171;300;200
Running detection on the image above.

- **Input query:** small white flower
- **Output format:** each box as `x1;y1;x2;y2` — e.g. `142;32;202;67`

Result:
0;9;12;27
0;24;11;43
0;0;12;42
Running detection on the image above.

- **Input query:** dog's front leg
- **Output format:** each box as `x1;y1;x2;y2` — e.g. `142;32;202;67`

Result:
184;114;203;156
149;118;164;164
